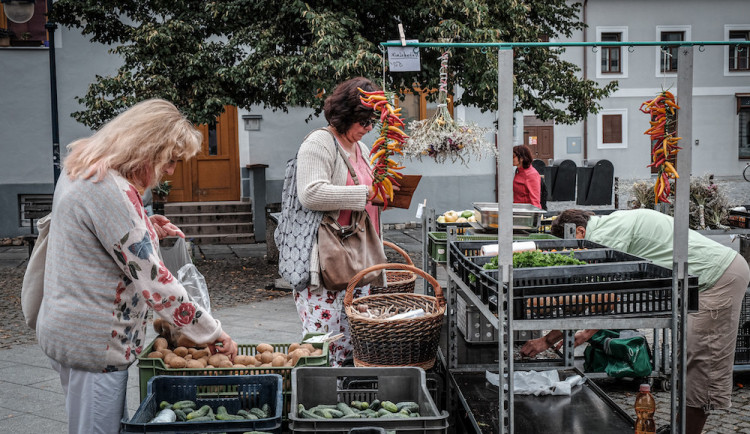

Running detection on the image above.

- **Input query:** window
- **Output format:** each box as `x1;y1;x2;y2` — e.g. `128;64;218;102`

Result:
0;2;48;47
394;88;453;125
595;26;628;79
729;30;750;72
739;95;750;159
600;33;621;74
597;109;627;149
655;25;690;77
660;31;684;73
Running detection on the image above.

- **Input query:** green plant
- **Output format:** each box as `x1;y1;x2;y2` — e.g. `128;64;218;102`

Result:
21;31;31;41
152;181;172;201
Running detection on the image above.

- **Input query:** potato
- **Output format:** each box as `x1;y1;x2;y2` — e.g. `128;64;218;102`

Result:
153;337;169;352
196;357;208;367
234;355;253;366
232;363;246;368
168;356;187;368
258;352;274;364
301;343;315;353
146;351;164;359
208;354;229;366
256;343;274;354
254;358;263;367
163;352;178;364
217;360;234;368
173;346;189;357
192;349;211;359
311;349;323;357
176;335;198;348
272;355;286;367
186;359;204;369
271;351;286;360
285;359;294;367
260;363;272;368
288;343;301;352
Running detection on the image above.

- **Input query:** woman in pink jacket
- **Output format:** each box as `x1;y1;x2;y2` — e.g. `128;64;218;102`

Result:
512;144;542;209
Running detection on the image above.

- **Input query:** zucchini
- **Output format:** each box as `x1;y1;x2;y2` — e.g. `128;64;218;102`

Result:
173;409;187;422
312;408;333;419
369;399;381;411
350;400;369;410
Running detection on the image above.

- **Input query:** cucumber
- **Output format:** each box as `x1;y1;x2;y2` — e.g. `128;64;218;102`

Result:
173;409;187;421
312;408;333;419
369;399;381;411
381;400;398;413
341;413;362;419
350;400;369;410
186;405;211;420
237;409;258;420
361;409;378;418
249;407;267;418
261;403;270;415
159;400;172;410
215;406;245;420
377;408;392;417
172;400;197;411
188;415;214;421
336;402;355;416
300;409;326;419
396;401;420;413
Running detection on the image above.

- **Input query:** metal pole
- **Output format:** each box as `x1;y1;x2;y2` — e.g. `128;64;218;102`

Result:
45;0;60;186
672;45;693;434
497;47;514;434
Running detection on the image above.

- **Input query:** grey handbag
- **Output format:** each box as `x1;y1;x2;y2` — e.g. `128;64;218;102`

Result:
274;129;328;291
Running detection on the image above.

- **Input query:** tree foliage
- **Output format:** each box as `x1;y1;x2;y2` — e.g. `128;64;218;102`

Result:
52;0;617;128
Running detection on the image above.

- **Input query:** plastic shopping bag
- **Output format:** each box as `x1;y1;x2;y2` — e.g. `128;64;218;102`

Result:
177;263;211;314
160;237;193;276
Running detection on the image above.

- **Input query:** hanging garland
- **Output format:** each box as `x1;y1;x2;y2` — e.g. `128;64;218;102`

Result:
640;90;681;204
359;88;408;210
403;50;495;164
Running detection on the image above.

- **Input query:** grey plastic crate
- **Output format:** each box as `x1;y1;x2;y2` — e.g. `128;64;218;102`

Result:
288;367;449;433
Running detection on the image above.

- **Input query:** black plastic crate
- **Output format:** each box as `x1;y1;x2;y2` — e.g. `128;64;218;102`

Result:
735;291;750;364
479;262;699;319
448;239;613;297
122;374;283;433
729;209;750;229
288;367;448;433
435;221;472;234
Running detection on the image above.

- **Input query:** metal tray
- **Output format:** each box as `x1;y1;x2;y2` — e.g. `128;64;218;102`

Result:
450;368;634;433
473;202;546;230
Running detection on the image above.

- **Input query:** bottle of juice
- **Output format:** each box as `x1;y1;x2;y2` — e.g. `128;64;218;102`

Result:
634;383;656;434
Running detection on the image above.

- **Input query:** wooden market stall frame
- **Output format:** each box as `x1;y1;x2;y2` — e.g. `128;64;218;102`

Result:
383;38;750;434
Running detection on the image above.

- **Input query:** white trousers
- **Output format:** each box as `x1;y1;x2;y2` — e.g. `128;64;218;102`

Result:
50;359;129;434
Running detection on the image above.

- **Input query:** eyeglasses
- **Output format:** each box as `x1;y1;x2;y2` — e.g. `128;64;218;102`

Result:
358;118;378;128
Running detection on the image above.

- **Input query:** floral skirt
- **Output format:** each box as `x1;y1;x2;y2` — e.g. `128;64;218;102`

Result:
293;285;370;367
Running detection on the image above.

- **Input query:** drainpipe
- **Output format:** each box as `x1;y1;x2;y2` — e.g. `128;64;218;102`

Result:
46;0;60;186
582;0;588;162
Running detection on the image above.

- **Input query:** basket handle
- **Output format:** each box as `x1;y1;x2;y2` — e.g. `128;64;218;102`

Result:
344;263;444;307
383;240;414;266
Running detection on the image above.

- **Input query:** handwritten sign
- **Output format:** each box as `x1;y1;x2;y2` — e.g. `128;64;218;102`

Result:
387;40;421;72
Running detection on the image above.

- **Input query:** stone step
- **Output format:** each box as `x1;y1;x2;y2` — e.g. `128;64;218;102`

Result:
164;201;252;214
167;212;253;225
187;233;256;245
178;222;254;236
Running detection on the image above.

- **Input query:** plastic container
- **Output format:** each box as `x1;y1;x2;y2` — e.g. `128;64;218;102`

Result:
288;367;449;433
121;374;283;433
634;383;656;434
734;290;750;364
137;334;329;417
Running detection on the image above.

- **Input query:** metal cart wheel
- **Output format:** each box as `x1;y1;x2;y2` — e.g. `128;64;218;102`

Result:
743;163;750;182
658;378;671;392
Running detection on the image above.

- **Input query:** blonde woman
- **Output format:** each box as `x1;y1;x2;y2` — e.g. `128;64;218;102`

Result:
36;99;238;433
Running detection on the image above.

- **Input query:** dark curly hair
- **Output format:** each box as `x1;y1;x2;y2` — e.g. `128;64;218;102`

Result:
323;77;379;134
550;209;595;238
513;145;534;169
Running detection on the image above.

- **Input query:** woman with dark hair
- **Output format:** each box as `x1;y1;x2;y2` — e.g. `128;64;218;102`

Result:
292;77;387;366
512;144;542;208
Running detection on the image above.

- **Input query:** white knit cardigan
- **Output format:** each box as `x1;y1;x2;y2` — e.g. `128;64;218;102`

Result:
295;128;382;288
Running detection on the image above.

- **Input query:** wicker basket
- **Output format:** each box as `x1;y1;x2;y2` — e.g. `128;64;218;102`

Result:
370;241;417;295
344;263;446;370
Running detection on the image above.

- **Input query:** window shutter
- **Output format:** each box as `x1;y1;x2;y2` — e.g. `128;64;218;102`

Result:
602;114;622;143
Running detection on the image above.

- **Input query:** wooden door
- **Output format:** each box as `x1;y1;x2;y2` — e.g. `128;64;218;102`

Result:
165;106;240;202
523;116;554;163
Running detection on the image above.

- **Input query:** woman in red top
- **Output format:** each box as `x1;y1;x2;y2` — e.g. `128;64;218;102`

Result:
512;145;542;209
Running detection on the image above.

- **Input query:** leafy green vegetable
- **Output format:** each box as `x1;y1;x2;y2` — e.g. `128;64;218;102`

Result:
483;251;586;270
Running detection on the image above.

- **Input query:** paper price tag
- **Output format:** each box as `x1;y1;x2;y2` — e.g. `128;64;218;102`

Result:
387;40;421;72
416;200;426;219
